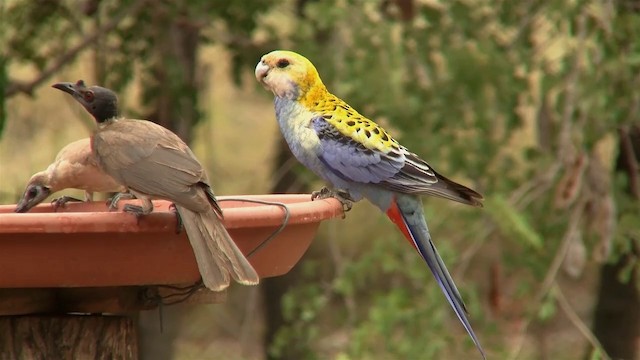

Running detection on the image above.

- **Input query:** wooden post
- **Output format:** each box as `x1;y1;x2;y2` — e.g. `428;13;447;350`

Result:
0;315;138;359
0;286;226;359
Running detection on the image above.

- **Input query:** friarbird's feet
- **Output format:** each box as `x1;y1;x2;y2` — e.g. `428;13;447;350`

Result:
107;192;134;210
122;204;145;216
168;203;183;234
51;196;83;211
122;203;151;224
311;187;354;213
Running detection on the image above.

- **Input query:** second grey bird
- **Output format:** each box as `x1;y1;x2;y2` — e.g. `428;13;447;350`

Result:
53;80;259;291
15;138;126;213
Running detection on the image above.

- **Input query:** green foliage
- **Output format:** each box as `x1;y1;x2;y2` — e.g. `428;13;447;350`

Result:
588;347;605;360
4;0;274;138
269;275;326;359
5;0;76;70
270;0;640;358
610;172;640;288
537;294;557;322
485;195;543;251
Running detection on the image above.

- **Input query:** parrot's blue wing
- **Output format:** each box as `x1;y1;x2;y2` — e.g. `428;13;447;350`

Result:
311;116;439;189
311;116;405;183
311;116;482;206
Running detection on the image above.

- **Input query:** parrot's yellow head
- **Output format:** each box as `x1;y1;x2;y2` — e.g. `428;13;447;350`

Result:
255;50;327;102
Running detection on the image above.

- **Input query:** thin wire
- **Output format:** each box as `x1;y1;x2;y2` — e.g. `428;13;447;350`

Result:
142;281;205;306
217;198;291;258
141;281;205;333
140;199;291;317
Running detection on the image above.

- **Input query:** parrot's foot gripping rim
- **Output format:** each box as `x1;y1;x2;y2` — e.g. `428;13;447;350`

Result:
311;186;354;213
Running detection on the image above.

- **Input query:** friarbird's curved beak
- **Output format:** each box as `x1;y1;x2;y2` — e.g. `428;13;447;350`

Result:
52;80;87;97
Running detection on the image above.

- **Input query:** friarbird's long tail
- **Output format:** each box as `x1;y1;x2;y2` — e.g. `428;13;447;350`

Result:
177;206;259;291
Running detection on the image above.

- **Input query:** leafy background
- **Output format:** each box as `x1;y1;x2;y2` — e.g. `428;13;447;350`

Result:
1;0;638;359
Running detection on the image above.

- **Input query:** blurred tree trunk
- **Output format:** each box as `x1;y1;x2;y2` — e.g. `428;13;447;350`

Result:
261;2;314;358
263;138;311;360
591;249;639;360
591;125;640;360
134;5;201;360
142;5;201;143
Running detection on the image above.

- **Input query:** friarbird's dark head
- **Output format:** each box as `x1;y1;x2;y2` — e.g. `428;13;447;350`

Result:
52;80;119;123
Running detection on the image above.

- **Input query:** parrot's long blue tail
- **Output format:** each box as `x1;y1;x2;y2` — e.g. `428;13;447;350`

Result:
386;199;486;359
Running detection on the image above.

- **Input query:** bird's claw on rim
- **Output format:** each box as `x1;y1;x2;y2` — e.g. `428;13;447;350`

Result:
168;203;183;234
107;192;134;211
123;204;147;224
311;187;354;214
51;196;83;211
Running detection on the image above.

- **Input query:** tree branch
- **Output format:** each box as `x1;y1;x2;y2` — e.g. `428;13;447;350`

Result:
553;283;612;360
4;0;149;98
508;198;585;360
618;126;640;199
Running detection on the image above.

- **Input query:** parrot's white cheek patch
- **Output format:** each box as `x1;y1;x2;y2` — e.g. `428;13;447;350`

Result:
269;77;299;100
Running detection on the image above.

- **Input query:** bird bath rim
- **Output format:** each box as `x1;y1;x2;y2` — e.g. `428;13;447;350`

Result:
0;194;344;288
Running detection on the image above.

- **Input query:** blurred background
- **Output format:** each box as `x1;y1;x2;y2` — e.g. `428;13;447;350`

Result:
1;0;639;359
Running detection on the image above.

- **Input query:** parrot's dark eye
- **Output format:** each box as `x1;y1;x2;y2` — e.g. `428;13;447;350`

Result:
83;91;95;102
276;59;290;68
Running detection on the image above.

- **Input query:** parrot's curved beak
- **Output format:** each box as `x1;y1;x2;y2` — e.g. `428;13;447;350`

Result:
255;60;270;83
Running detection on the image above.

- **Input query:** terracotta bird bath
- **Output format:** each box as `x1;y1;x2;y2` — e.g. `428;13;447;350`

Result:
0;194;342;358
0;194;343;313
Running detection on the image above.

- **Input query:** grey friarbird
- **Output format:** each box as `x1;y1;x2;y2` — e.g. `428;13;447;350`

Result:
52;80;259;291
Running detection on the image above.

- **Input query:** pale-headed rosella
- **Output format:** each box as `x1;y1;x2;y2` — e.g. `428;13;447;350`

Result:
256;50;485;358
